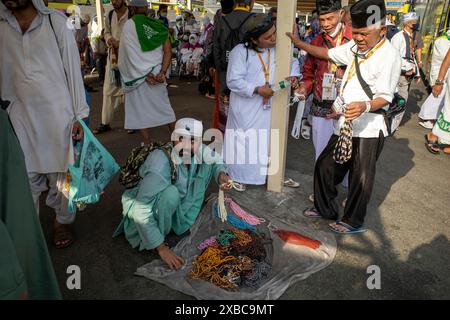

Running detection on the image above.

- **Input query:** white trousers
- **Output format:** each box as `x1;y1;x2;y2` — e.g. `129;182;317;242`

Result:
311;116;348;187
28;172;75;225
101;94;124;125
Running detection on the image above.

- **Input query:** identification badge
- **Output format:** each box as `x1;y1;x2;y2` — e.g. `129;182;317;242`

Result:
332;95;346;115
322;86;336;101
322;73;334;88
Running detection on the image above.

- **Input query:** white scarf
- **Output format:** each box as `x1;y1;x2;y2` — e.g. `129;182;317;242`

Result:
0;0;51;21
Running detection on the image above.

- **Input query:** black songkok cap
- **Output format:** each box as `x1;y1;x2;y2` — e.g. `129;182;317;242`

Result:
350;0;386;29
316;0;342;15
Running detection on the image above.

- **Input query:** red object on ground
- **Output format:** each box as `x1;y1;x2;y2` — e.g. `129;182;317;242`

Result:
274;229;322;250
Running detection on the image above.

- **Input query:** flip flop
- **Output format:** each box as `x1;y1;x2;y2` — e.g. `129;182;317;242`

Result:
284;178;300;188
424;134;440;155
53;221;74;249
329;221;368;235
232;182;247;192
303;207;322;219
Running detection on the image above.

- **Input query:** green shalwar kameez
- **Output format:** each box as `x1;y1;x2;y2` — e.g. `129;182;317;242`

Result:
0;109;61;300
113;145;226;250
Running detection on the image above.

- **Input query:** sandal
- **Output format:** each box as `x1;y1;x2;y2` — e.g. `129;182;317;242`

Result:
303;207;322;219
424;134;440;154
232;182;246;192
93;124;111;135
284;178;300;188
53;220;74;249
329;221;367;235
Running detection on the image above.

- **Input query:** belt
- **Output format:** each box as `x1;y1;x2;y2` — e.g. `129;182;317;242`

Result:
313;98;333;108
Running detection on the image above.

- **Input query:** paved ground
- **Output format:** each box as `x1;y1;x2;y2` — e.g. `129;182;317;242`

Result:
39;75;450;300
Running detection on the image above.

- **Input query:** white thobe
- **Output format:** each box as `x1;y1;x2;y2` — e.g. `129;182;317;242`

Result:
419;37;450;121
119;19;176;130
328;40;401;138
223;44;300;185
0;11;89;173
391;30;417;73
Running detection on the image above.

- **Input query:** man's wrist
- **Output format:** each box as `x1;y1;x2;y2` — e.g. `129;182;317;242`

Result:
364;101;371;113
435;79;445;85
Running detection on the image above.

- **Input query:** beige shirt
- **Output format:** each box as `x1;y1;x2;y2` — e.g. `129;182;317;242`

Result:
103;9;129;97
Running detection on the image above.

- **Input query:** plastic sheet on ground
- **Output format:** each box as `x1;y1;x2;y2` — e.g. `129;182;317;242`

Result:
135;196;337;300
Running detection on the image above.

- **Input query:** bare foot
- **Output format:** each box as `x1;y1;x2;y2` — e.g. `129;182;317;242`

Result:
156;244;184;270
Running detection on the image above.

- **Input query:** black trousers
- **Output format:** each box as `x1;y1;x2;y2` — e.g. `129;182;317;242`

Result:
314;132;385;228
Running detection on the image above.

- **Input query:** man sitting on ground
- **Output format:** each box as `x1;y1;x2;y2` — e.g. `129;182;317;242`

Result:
113;118;232;270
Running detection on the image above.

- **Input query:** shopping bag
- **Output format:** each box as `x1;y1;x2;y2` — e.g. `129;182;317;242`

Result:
68;120;120;213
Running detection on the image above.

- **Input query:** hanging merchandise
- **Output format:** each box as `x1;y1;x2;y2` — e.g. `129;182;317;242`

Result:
67;120;120;213
291;93;306;140
224;197;265;226
213;204;257;232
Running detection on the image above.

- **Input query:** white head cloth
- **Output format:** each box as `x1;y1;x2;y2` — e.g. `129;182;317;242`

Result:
403;12;419;23
1;0;52;20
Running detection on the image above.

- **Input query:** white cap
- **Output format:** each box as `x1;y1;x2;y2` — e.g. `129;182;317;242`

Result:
173;118;203;138
403;12;419;22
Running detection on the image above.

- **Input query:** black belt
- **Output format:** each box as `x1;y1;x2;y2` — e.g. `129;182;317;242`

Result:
313;98;333;108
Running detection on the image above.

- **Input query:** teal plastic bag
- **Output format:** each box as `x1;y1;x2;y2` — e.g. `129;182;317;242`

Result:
68;120;120;213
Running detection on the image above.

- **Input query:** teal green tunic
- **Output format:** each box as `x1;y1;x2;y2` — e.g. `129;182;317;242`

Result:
0;109;61;300
113;145;226;250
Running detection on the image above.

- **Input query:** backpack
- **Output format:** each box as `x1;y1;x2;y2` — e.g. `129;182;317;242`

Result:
119;142;177;189
220;14;253;71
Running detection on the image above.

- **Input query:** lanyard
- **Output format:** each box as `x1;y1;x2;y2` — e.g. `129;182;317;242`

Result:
257;49;271;84
341;39;386;94
330;29;345;73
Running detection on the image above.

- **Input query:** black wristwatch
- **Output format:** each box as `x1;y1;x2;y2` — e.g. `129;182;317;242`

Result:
435;79;445;86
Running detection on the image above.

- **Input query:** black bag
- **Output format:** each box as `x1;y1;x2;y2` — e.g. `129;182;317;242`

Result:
354;55;406;136
220;14;253;71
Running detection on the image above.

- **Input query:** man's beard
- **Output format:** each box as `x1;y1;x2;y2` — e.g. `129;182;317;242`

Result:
2;0;32;11
113;1;124;10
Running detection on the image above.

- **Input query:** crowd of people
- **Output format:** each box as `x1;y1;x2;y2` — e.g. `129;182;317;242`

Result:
1;0;450;298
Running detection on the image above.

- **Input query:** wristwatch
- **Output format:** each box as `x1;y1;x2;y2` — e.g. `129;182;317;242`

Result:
435;79;445;86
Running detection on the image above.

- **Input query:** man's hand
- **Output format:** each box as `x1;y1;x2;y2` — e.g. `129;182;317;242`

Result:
295;83;307;100
155;72;166;83
107;38;119;49
344;102;366;121
146;74;158;85
157;244;184;270
432;83;444;98
257;85;274;99
72;121;84;142
286;32;301;48
289;76;299;90
218;172;232;191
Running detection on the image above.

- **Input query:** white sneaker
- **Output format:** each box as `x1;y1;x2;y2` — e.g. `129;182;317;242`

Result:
419;120;434;130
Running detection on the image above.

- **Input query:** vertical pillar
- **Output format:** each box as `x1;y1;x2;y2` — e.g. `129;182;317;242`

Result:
267;0;297;192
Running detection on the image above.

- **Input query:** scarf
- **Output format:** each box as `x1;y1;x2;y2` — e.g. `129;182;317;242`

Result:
132;14;168;52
